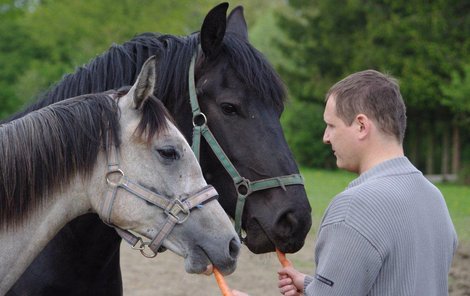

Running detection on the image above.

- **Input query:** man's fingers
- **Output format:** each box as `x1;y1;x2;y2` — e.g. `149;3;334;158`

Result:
279;284;298;295
278;277;293;288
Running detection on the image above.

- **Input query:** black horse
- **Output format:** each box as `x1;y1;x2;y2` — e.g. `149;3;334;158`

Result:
5;3;312;295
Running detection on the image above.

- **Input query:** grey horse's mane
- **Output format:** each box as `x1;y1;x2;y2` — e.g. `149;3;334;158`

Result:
0;89;172;230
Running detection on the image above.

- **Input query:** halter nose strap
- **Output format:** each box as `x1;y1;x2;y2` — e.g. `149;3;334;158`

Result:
100;132;218;258
188;47;304;238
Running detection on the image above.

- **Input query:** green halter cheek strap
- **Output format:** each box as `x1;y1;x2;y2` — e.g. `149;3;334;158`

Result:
188;47;304;237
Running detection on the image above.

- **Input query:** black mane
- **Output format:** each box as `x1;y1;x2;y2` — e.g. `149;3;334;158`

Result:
0;29;287;229
221;33;286;111
3;32;285;123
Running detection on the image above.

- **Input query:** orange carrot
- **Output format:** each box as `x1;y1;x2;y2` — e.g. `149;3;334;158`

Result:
213;267;234;296
276;248;292;267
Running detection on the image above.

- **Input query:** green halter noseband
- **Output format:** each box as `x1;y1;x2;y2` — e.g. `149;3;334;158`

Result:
188;47;304;238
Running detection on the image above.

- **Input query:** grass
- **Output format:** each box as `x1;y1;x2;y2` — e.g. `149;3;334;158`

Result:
301;168;355;233
438;183;470;241
300;167;470;243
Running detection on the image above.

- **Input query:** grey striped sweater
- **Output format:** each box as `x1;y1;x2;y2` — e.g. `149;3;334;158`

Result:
305;157;458;296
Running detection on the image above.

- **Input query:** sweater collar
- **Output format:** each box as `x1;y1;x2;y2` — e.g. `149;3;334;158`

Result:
348;157;419;189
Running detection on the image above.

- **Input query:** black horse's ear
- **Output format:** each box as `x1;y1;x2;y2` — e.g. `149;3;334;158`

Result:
200;2;229;58
227;6;248;41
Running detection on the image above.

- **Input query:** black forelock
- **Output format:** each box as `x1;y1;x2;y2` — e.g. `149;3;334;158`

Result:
221;33;287;112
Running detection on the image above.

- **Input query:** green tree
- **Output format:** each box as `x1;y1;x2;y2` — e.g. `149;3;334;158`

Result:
442;63;470;182
7;0;215;107
0;1;40;118
0;0;286;119
276;0;470;173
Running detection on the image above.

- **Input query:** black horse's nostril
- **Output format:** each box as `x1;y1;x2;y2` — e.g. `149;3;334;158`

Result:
276;211;298;235
274;210;311;253
229;237;241;259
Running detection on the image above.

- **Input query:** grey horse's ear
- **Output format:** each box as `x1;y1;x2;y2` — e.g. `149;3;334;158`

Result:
226;6;248;41
132;56;156;110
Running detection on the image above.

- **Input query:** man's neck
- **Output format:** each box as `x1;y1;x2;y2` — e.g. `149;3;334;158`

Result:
358;141;404;175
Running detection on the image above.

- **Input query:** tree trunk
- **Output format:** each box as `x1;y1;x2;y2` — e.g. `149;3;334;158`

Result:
407;121;419;165
452;124;460;174
425;123;434;175
441;127;449;180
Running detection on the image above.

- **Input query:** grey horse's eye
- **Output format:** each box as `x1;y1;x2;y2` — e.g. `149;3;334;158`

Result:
157;147;180;160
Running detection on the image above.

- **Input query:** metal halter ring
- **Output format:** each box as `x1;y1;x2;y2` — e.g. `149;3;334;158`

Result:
106;169;124;187
140;243;157;258
236;178;251;197
192;112;207;127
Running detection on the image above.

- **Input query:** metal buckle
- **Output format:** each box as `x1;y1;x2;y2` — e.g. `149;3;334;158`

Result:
131;237;145;251
106;169;124;187
165;199;190;224
131;237;157;258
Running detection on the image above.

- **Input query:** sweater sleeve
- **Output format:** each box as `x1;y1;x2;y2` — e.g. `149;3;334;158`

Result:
305;222;382;296
304;275;314;294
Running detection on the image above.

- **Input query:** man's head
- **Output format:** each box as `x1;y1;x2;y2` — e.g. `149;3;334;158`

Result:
326;69;406;143
323;70;406;173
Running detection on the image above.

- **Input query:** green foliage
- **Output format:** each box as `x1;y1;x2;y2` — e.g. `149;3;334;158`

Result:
0;2;37;118
1;0;216;115
0;0;287;120
1;0;469;174
458;142;470;185
442;63;470;125
281;99;334;168
277;0;469;107
244;1;289;67
275;0;470;169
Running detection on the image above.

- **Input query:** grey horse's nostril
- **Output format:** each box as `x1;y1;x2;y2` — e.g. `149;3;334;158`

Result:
229;237;241;259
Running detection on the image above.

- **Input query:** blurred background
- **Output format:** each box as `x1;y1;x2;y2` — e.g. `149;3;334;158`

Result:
1;0;469;181
1;0;469;295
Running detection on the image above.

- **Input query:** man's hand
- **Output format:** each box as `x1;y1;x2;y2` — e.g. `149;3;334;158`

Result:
278;267;306;296
232;290;250;296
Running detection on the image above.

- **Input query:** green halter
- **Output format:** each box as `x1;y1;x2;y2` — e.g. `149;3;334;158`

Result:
188;47;304;238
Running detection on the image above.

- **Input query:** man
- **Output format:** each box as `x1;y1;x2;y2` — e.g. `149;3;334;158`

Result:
234;69;458;296
277;69;457;296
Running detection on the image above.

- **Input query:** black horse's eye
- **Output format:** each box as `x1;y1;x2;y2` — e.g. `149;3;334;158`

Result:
157;147;180;160
220;103;237;115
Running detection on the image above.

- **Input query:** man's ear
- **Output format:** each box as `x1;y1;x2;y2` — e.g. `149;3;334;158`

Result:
355;114;371;140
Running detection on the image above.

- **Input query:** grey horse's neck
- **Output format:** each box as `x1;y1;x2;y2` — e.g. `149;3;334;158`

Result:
0;178;92;294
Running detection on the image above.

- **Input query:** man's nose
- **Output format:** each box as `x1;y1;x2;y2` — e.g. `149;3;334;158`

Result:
323;129;330;144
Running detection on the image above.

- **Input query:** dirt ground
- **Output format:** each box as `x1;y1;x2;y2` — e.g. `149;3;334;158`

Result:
449;242;470;296
120;234;470;296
